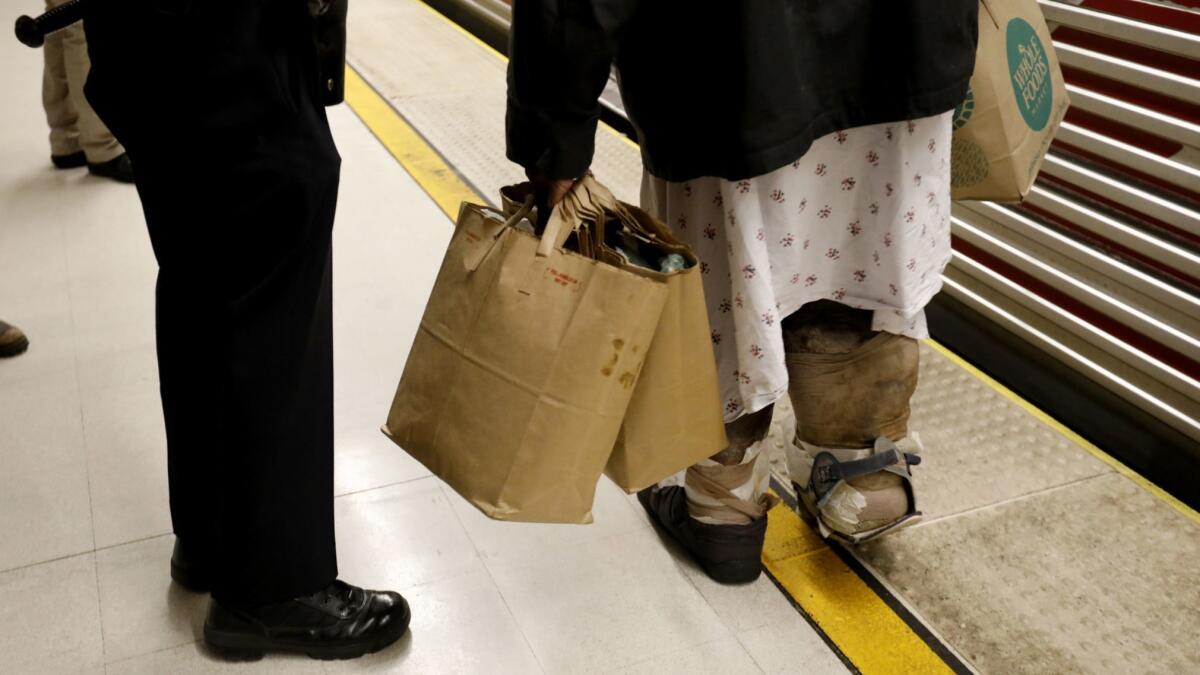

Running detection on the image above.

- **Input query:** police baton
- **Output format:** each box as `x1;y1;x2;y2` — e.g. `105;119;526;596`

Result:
15;0;92;48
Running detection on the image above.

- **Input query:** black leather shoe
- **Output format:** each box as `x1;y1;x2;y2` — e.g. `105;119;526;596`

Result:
87;153;135;184
204;580;411;661
0;321;29;358
170;538;211;593
638;485;766;584
51;151;87;169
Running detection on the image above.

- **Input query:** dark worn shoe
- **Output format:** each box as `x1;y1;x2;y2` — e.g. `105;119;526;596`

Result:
170;537;211;593
52;151;87;169
0;320;29;358
204;580;411;661
638;485;765;584
87;153;135;184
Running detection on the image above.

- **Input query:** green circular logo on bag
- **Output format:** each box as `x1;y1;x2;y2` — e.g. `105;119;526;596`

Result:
953;87;976;131
1006;18;1053;131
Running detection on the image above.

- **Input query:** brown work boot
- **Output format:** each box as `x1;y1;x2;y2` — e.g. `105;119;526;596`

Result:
0;320;29;358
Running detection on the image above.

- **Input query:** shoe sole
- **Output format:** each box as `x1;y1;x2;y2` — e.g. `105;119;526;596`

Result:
203;597;411;661
0;336;29;358
700;559;763;584
87;166;135;184
637;490;763;585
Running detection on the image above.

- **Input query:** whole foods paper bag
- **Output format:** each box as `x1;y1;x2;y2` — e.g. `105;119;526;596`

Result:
951;0;1069;201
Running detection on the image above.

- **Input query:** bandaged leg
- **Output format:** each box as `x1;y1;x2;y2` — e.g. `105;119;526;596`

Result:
782;301;923;544
686;405;779;524
685;440;780;525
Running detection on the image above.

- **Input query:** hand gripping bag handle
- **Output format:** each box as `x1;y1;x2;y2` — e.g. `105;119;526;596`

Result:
536;174;640;258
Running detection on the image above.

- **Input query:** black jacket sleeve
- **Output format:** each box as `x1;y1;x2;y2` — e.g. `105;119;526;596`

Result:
506;0;633;179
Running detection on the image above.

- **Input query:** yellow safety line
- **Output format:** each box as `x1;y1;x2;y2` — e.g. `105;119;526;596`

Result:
343;67;478;220
926;339;1200;525
762;500;954;674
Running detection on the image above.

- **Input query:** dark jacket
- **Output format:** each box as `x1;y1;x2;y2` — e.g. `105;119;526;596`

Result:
85;0;338;159
507;1;979;182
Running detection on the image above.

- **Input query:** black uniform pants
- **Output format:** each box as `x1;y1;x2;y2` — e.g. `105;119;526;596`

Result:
84;1;339;604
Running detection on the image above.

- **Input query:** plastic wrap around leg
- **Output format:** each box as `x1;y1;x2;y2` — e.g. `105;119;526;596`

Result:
683;441;779;525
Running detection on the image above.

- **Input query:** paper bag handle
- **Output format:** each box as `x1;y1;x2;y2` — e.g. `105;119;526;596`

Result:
979;0;999;29
536;174;632;258
463;195;535;273
504;194;537;230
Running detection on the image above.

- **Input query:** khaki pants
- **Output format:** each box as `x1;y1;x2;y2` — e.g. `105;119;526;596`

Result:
42;0;122;164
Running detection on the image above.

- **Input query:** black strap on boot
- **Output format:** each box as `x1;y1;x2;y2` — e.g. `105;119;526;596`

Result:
809;442;921;507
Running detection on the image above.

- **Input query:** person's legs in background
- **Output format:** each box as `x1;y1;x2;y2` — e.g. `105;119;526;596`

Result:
42;20;84;169
41;0;132;182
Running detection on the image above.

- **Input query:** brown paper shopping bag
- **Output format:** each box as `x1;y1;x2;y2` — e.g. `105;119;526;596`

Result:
383;185;668;523
951;0;1069;201
502;180;727;493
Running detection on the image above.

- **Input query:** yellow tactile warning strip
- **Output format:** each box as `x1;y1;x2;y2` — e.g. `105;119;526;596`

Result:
342;61;961;674
927;340;1200;526
761;496;957;674
343;67;480;219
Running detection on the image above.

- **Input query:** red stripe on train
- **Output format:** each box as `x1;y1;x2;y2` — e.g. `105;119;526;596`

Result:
1073;0;1200;31
950;235;1200;380
1019;194;1200;290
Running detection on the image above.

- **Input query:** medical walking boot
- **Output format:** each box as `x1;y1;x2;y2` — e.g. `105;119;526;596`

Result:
782;301;923;545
